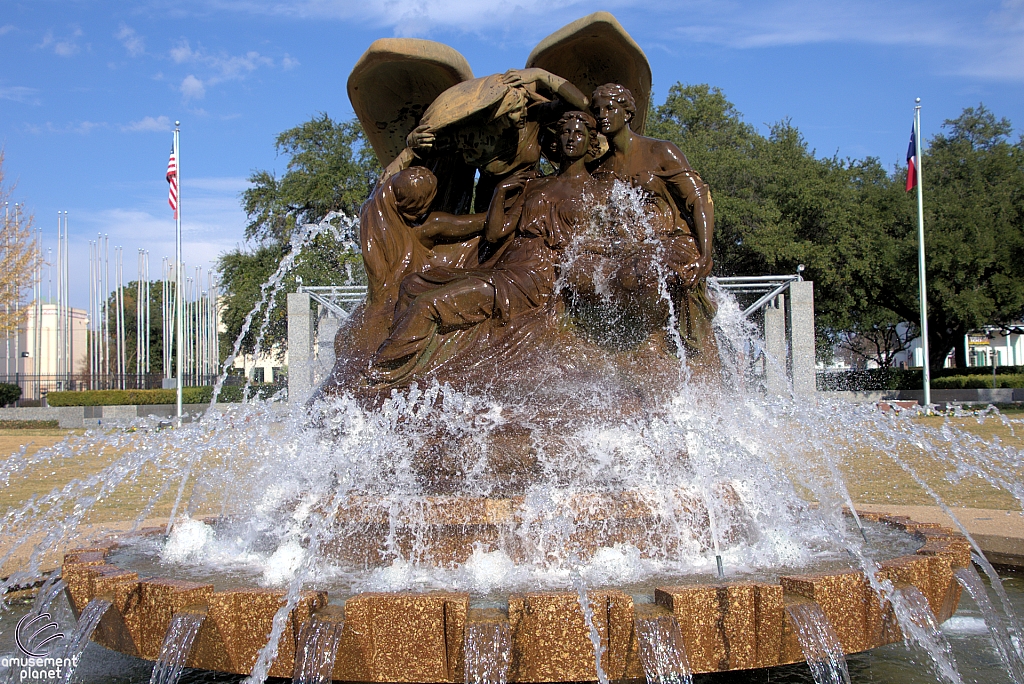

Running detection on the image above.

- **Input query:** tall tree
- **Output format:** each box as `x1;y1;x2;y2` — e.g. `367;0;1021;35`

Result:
651;87;1024;371
0;150;40;336
220;114;378;358
845;106;1024;370
241;114;380;246
103;281;166;375
913;106;1024;369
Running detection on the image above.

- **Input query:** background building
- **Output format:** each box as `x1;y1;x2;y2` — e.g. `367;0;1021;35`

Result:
1;304;90;399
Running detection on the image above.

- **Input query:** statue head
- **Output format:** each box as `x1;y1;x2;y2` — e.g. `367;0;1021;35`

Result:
590;83;635;136
493;86;530;129
392;166;438;221
556;111;600;162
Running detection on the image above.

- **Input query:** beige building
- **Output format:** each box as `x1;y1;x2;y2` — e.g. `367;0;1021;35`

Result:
1;303;89;399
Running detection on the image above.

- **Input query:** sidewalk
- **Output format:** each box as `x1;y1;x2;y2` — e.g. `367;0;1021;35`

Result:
856;503;1024;568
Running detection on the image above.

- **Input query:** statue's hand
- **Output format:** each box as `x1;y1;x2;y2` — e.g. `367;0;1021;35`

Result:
500;68;542;88
407;124;435;152
496;170;532;196
674;254;713;289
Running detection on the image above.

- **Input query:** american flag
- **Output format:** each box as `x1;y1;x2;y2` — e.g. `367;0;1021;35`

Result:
166;144;178;218
905;125;917;192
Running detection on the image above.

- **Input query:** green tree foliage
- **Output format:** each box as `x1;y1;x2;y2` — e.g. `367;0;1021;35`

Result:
103;281;166;375
220;114;378;357
910;107;1024;368
241;114;380;246
651;86;1024;371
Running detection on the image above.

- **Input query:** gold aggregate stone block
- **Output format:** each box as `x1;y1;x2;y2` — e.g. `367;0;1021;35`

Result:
655;583;782;672
62;551;109;616
194;588;325;678
878;554;945;616
334;592;468;682
507;590;632;683
134;579;215;661
780;572;875;655
86;566;141;655
57;510;969;681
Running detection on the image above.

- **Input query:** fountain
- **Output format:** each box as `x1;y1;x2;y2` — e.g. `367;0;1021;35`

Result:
2;11;1023;684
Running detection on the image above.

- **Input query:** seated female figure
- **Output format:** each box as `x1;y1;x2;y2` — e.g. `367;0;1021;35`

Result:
366;111;600;387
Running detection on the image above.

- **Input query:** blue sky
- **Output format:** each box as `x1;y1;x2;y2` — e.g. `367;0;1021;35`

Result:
2;0;1023;310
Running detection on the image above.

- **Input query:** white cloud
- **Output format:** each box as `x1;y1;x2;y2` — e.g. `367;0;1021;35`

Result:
29;120;107;134
0;24;15;36
210;0;1024;81
122;115;172;132
116;23;145;57
169;39;278;101
180;75;206;101
211;0;615;35
281;53;299;70
170;40;196;63
0;86;41;105
64;177;251;306
39;27;83;57
667;0;1024;81
170;39;273;81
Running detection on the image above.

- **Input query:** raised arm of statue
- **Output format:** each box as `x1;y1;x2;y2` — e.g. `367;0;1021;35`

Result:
500;68;589;112
484;171;534;244
415;211;486;249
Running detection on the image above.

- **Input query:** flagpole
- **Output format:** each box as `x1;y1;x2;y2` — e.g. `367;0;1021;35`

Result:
174;121;183;422
914;98;931;409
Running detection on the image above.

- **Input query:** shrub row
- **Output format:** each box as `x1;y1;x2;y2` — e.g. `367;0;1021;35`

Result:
0;383;21;407
47;388;214;406
818;368;1024;391
0;419;59;429
45;385;283;406
931;374;1024;390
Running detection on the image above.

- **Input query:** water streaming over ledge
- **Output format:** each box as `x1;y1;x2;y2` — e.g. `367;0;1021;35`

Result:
634;613;692;684
463;620;511;684
292;613;344;684
0;209;1022;683
890;585;962;684
784;602;851;684
58;598;111;684
149;610;206;684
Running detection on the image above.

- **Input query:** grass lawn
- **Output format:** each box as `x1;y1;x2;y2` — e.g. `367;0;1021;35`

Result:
837;416;1023;510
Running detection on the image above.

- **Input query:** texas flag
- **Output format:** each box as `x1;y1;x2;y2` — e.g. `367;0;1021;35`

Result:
906;125;917;192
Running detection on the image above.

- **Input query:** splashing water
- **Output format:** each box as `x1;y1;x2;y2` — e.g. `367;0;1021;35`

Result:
634;613;692;684
0;206;1022;684
889;585;962;684
149;610;206;684
784;602;851;684
571;568;609;684
954;565;1024;683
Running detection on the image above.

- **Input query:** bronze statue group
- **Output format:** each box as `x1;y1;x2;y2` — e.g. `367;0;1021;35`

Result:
325;70;719;404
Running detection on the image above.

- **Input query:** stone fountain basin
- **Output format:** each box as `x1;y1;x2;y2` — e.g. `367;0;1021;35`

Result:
61;511;970;681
